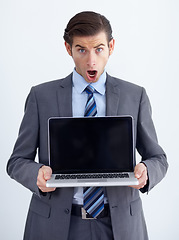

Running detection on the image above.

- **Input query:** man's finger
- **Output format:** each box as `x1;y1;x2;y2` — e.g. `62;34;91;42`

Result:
37;166;56;192
134;163;146;179
43;166;52;180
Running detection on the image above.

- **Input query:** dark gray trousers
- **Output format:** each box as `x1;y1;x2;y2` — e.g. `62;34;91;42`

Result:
68;215;114;240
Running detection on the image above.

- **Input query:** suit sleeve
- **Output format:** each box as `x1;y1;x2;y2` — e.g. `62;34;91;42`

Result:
136;88;168;193
6;87;44;196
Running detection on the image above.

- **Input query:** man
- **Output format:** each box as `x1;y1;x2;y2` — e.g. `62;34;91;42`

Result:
7;11;168;240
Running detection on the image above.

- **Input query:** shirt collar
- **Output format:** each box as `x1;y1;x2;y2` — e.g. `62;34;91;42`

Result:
72;69;106;95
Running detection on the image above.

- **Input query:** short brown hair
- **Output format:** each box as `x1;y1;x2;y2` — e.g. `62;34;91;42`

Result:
63;11;113;46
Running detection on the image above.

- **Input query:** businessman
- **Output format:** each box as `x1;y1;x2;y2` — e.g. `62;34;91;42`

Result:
7;11;168;240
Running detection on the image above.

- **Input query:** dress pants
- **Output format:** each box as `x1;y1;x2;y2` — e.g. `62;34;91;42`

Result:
68;215;114;240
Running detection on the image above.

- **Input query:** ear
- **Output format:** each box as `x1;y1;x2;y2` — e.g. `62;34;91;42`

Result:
109;39;115;56
65;42;72;56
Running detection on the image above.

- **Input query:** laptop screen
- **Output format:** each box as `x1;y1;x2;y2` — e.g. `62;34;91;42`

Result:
48;116;135;174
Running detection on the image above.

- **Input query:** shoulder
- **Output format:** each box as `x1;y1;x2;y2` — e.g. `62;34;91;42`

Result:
32;73;72;93
107;74;142;90
25;74;72;106
106;74;144;97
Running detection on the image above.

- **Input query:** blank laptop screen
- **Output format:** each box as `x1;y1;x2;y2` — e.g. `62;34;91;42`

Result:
48;116;134;174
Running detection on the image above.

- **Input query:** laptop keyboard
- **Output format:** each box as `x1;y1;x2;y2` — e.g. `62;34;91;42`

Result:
55;173;129;180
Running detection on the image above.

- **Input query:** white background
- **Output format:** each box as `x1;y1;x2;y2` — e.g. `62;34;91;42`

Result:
0;0;178;239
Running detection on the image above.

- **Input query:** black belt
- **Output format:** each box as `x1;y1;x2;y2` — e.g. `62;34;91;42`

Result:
71;204;110;219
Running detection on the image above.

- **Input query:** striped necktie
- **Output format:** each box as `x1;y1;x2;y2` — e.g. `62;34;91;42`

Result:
84;85;97;117
83;85;104;218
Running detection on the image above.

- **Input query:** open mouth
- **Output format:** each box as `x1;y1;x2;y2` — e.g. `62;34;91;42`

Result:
86;70;97;82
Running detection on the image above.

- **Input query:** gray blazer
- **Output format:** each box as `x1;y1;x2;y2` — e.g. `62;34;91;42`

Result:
7;74;168;240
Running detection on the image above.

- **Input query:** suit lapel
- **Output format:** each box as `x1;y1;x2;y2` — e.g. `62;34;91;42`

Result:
106;74;121;116
57;73;73;117
56;73;121;117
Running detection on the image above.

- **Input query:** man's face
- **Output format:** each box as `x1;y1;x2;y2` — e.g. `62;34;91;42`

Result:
65;31;115;83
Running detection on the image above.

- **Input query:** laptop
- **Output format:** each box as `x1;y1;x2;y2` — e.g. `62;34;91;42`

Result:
46;116;138;187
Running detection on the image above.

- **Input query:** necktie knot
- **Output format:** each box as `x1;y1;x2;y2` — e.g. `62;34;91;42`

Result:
85;85;95;95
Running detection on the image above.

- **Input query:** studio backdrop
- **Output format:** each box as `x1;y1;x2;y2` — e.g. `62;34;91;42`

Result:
0;0;178;239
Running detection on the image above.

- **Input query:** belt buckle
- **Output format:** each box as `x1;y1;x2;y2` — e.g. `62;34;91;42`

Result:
81;208;96;220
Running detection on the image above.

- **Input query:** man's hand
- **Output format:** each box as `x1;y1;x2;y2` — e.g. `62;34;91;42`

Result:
37;166;56;193
129;163;148;189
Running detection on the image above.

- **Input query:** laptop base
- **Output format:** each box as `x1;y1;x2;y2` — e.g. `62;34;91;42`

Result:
46;172;139;187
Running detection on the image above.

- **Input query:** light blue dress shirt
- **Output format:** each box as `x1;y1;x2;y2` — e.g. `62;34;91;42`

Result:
72;69;108;205
72;69;106;117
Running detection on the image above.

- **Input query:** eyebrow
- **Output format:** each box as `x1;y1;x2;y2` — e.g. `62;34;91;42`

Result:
75;43;105;48
94;44;105;48
75;44;85;48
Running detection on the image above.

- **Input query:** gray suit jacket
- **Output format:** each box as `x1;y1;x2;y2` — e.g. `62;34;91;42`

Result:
7;74;168;240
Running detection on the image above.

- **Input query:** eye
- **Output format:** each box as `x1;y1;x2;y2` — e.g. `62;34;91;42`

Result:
79;49;86;53
96;48;103;53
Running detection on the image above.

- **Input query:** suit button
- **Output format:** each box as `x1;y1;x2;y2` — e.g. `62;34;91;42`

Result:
65;208;70;214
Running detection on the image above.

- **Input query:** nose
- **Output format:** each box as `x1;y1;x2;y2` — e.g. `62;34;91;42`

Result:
87;52;96;68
